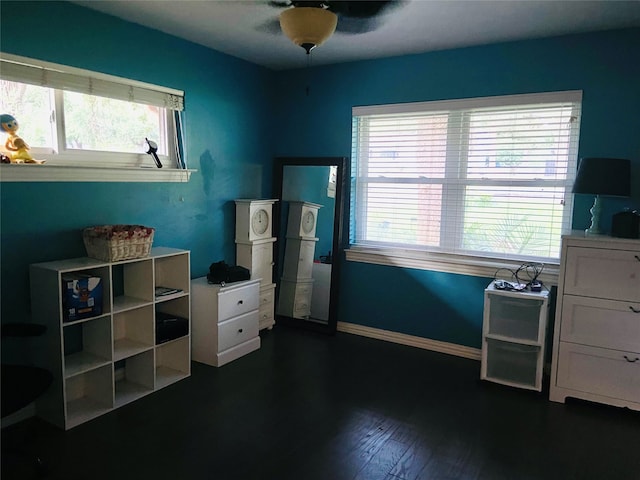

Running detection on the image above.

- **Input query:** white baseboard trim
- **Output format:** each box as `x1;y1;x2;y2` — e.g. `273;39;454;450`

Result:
337;321;481;361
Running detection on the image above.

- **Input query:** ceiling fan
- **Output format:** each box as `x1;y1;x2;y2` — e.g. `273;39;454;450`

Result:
263;1;405;54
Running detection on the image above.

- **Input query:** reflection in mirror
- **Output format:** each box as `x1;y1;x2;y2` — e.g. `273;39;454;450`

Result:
273;158;346;334
277;168;334;324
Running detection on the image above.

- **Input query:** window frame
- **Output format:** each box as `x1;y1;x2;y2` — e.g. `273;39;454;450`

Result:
0;53;192;182
348;91;583;282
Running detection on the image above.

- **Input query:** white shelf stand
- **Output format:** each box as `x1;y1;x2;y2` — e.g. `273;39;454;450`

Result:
30;247;191;430
481;282;550;392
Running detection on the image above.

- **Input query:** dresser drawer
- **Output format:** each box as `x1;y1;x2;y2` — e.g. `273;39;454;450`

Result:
259;284;275;307
484;338;541;389
557;342;640;403
218;310;259;352
563;247;640;302
560;295;640;351
218;283;259;322
484;293;546;343
259;301;274;326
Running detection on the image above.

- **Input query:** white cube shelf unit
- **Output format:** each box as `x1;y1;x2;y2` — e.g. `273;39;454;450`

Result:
30;247;191;430
481;281;550;392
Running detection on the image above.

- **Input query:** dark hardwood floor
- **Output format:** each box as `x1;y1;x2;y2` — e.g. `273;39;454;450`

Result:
3;326;639;480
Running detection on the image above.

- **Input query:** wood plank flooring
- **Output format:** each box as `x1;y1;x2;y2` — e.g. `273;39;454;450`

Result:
2;326;639;480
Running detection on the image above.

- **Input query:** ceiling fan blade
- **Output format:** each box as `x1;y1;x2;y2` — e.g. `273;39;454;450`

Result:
327;1;400;18
268;1;292;8
335;16;382;34
256;17;283;35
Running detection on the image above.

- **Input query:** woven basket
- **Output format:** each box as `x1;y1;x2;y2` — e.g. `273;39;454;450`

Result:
83;225;155;262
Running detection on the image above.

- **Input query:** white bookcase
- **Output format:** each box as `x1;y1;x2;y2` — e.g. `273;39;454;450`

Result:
30;247;191;430
481;281;549;392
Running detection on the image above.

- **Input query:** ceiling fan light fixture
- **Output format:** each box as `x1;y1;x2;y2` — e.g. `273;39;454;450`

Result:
279;7;338;54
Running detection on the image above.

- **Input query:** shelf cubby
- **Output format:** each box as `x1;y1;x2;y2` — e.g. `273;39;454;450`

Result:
63;316;112;378
155;336;191;389
65;364;113;429
114;350;154;408
154;249;190;295
113;305;154;361
112;259;154;312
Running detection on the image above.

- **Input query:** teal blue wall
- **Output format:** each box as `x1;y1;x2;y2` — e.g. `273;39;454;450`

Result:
0;1;275;322
272;28;640;348
1;1;638;350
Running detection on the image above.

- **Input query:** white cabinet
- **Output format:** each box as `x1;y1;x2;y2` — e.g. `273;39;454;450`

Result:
277;201;322;320
481;282;550;391
235;199;278;331
550;234;640;410
191;277;261;367
30;248;191;430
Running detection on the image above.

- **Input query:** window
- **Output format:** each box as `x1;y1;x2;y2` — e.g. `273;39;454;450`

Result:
350;91;582;268
1;53;187;179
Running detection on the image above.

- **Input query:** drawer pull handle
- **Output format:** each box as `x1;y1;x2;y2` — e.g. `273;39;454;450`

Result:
238;328;243;333
237;300;243;305
631;306;640;314
635;255;640;262
624;355;639;363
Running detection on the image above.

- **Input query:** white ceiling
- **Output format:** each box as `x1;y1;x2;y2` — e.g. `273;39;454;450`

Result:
74;0;640;71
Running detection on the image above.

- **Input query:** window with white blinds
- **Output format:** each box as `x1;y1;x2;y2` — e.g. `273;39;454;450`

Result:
0;53;186;173
351;91;582;263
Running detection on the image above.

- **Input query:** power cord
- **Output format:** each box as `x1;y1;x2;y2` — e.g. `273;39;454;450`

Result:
493;263;547;292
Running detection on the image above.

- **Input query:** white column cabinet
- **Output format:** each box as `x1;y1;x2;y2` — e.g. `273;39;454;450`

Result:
277;201;322;320
481;282;550;392
30;248;191;430
235;199;278;331
549;234;640;410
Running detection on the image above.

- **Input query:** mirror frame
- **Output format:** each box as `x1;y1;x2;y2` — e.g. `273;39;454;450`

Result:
272;156;348;335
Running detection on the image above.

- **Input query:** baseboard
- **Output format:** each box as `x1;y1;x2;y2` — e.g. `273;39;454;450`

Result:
337;322;481;361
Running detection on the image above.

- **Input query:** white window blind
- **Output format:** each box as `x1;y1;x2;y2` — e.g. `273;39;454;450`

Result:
0;53;183;111
351;91;582;262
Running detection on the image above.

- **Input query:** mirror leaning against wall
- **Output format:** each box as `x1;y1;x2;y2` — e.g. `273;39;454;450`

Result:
272;157;348;335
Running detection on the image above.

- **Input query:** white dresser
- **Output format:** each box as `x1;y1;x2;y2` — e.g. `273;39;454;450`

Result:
191;277;261;367
549;233;640;410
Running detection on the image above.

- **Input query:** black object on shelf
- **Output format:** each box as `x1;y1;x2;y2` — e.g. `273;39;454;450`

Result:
155;312;188;344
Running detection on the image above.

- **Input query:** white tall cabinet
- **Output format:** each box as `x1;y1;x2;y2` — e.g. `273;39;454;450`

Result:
549;233;640;411
235;199;278;330
277;201;322;319
30;248;191;430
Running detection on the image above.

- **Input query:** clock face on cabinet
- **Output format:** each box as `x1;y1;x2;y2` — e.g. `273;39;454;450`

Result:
251;209;269;235
302;210;316;234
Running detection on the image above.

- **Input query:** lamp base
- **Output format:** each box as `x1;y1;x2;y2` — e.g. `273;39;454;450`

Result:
585;195;604;236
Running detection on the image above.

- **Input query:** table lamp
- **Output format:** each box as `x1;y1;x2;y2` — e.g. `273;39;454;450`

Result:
572;157;631;235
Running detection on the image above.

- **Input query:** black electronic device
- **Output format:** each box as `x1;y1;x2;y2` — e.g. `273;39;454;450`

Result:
155;312;188;344
530;281;542;292
207;261;251;285
611;210;640;239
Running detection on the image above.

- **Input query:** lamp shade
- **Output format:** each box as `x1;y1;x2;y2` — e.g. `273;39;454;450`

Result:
572;157;631;197
279;7;338;54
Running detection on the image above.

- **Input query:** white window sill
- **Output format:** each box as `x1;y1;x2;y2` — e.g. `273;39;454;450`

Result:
345;246;559;286
0;164;195;182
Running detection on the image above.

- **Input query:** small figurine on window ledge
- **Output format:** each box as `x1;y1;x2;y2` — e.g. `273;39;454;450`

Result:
0;114;46;164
